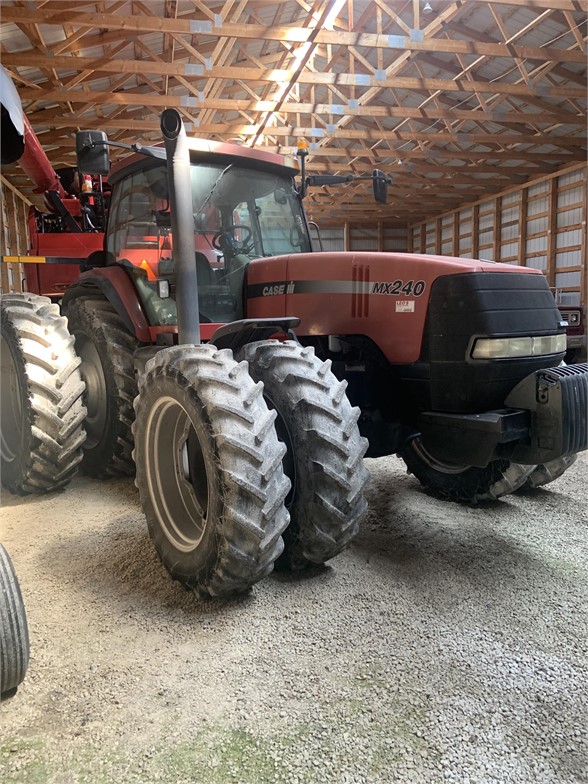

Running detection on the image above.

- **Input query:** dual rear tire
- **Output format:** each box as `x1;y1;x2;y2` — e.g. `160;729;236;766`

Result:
237;340;369;570
132;344;290;597
132;341;369;595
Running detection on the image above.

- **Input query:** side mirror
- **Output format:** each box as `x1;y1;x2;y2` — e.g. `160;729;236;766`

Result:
372;169;387;204
76;130;110;175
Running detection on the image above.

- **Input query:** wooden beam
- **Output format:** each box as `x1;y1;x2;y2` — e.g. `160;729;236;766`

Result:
5;52;587;100
1;8;586;63
25;110;587;151
18;87;586;126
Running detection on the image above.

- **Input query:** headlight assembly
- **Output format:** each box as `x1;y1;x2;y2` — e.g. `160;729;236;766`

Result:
472;334;567;360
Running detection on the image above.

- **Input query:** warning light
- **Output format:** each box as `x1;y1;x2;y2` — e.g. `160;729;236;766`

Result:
297;138;309;158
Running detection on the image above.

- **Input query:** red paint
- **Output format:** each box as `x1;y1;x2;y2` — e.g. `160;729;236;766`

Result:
247;251;541;364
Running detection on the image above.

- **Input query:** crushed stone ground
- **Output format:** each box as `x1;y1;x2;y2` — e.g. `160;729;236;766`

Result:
1;453;587;784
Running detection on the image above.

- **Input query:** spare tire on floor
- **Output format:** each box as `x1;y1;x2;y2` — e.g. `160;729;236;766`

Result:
0;544;30;699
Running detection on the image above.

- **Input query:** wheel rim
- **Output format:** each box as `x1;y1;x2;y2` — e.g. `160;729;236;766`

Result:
265;394;296;508
75;332;107;449
145;396;210;552
0;335;23;464
411;438;469;475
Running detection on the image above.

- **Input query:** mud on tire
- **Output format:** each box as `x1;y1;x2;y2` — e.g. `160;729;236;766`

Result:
0;544;30;699
238;340;369;570
400;437;534;503
1;293;86;494
63;296;138;478
132;344;290;597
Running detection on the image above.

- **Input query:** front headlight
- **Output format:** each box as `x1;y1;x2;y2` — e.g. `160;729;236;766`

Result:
472;334;567;359
562;311;580;326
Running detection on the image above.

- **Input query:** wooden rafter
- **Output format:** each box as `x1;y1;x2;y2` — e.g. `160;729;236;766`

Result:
0;0;585;224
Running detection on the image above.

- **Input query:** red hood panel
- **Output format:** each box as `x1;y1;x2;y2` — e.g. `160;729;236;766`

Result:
246;251;542;363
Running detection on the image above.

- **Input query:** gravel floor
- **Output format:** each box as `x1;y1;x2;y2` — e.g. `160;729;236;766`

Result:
1;453;587;784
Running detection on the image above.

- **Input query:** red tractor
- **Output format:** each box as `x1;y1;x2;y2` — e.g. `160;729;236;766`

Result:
2;98;587;597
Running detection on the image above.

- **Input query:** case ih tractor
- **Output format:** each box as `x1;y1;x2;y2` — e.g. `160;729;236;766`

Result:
1;93;587;596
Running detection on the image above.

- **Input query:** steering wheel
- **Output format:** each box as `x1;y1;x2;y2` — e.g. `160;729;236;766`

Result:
212;224;253;255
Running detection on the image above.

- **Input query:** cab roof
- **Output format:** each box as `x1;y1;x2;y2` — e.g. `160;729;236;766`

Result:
109;136;299;182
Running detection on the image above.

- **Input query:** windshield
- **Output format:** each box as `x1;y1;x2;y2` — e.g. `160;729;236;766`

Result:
106;159;308;328
190;162;310;258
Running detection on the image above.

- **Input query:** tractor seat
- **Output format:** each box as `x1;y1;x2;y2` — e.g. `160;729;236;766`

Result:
195;252;215;287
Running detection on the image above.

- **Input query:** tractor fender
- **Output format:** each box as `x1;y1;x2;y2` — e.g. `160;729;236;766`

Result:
209;317;300;353
61;266;151;342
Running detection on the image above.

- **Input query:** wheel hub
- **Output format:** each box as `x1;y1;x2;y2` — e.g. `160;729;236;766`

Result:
145;397;210;552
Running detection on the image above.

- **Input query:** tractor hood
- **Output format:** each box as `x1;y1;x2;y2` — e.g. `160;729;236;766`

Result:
245;251;556;365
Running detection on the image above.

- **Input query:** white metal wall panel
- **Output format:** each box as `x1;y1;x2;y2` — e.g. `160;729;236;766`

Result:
558;185;582;209
558;170;583;187
501;242;518;259
479;230;493;247
350;227;377;251
502;192;519;206
528;181;549;197
555;271;581;288
527;235;548;254
319;228;345;251
527;216;548;235
528;255;547;271
527;196;548;216
383;228;408;251
479;210;493;230
557;207;582;228
556;229;581;251
501;222;518;241
409;165;585;307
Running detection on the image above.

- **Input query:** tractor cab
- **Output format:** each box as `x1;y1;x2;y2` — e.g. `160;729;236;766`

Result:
83;139;310;329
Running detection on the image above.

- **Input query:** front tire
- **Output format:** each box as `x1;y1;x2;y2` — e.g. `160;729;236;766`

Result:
63;296;138;477
1;293;86;494
237;340;369;570
400;437;534;503
521;455;578;490
132;345;290;597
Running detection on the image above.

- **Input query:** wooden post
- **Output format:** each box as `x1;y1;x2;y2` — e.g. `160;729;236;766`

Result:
518;187;528;267
473;204;480;259
493;196;501;261
546;178;558;288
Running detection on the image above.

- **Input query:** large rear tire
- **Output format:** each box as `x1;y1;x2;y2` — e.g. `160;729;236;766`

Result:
63;296;138;477
237;340;369;570
132;345;290;597
400;437;534;503
1;293;86;494
0;544;30;698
